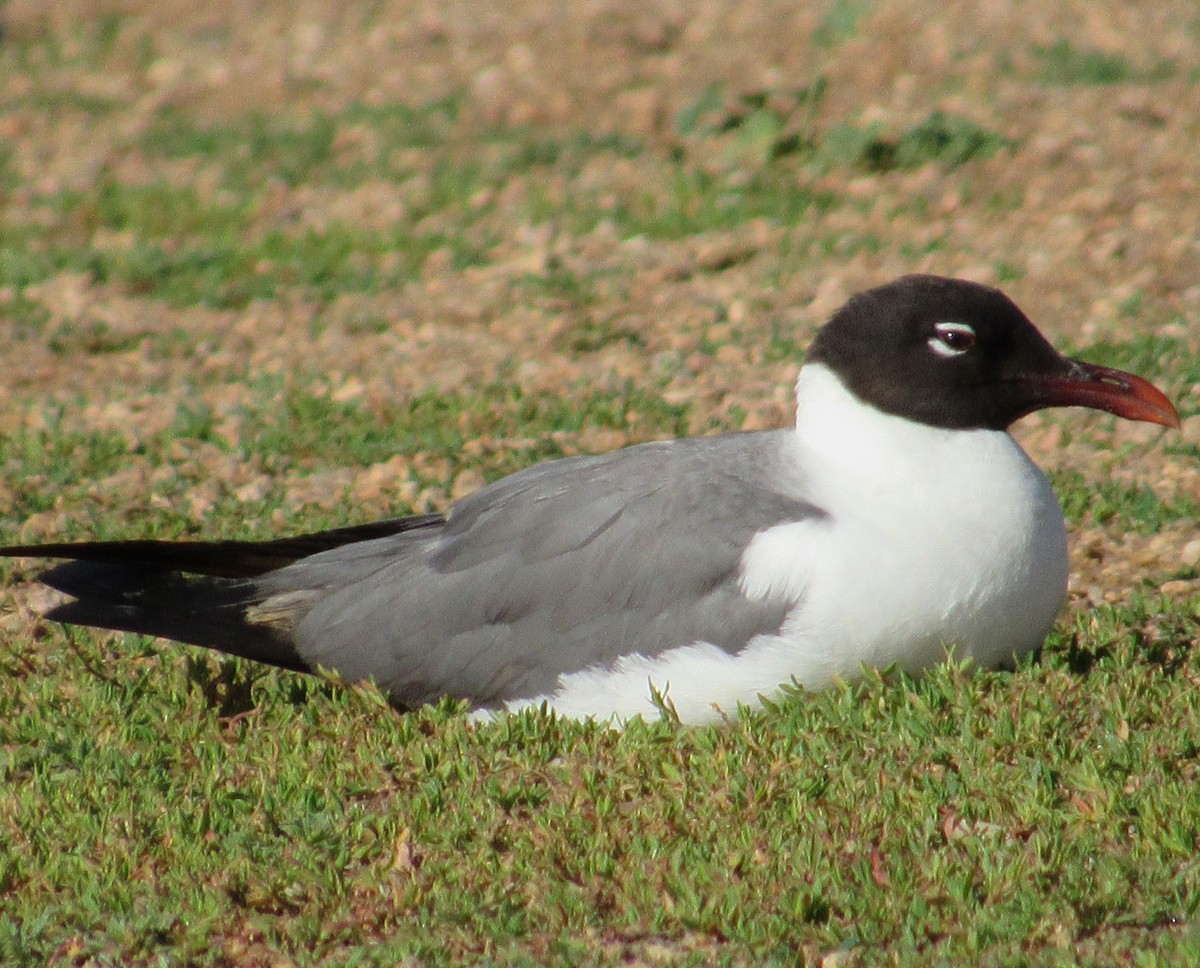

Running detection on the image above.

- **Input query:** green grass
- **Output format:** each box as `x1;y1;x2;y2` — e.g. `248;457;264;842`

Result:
0;80;1012;311
1053;470;1199;535
79;224;482;309
0;381;693;538
233;379;691;477
819;111;1011;172
6;98;838;303
812;0;874;50
0;224;78;289
574;168;830;238
1034;40;1175;86
2;212;486;311
0;290;52;338
142;99;466;188
0;421;132;517
4;602;1200;964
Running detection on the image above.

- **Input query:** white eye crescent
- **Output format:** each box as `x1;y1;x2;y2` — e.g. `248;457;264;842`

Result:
928;322;976;358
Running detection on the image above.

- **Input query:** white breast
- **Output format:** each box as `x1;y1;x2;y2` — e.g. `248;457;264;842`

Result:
737;364;1068;689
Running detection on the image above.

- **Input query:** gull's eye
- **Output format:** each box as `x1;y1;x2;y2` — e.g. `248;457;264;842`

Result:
928;322;976;358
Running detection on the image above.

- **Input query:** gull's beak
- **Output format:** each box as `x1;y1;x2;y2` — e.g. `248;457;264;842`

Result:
1016;359;1181;429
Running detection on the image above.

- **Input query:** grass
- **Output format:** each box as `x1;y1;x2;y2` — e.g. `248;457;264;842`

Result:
0;380;692;542
0;73;1013;308
232;379;691;480
1054;470;1199;534
1;7;1197;965
1034;40;1176;86
819;112;1011;173
4;609;1200;964
6;103;839;305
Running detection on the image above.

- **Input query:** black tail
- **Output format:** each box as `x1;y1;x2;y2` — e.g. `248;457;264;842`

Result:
33;560;303;667
1;514;444;669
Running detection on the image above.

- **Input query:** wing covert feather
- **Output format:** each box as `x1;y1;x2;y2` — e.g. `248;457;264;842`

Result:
271;431;825;707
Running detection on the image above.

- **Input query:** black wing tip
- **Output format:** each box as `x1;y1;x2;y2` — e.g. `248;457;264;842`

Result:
0;514;447;578
29;560;310;673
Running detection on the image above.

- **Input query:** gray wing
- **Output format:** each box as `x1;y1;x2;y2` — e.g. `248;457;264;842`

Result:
259;430;826;708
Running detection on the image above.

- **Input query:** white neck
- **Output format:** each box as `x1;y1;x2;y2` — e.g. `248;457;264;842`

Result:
792;363;1006;491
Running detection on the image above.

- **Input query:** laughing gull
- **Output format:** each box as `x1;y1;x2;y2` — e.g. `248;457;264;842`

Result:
1;275;1179;722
